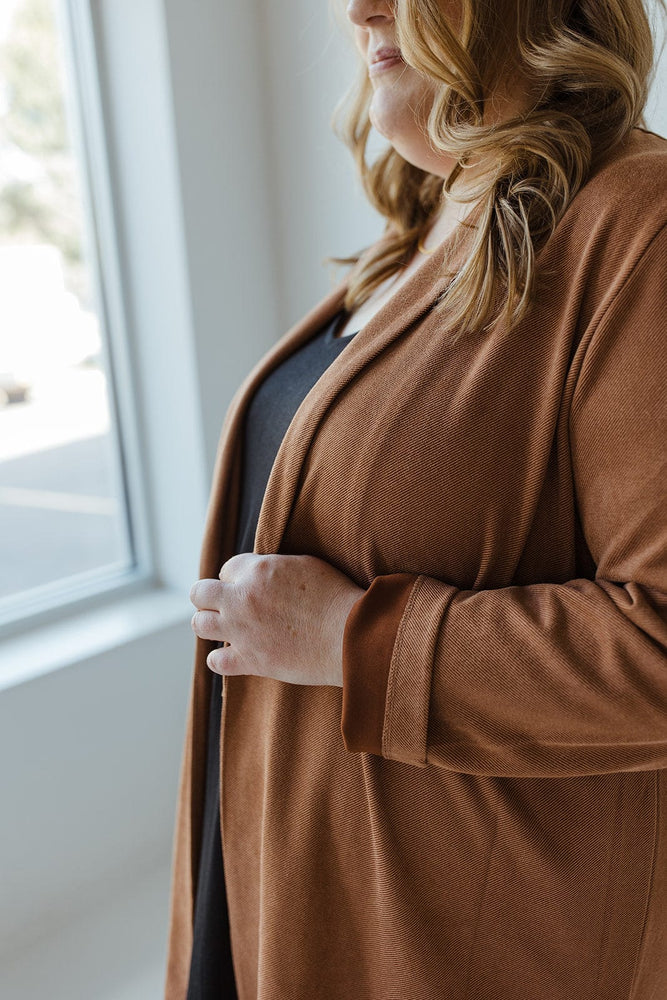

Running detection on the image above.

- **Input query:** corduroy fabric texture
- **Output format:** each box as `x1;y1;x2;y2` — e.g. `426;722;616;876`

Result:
164;128;667;1000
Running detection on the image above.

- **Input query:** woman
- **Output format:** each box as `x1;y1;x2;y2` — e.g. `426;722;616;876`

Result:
166;1;667;998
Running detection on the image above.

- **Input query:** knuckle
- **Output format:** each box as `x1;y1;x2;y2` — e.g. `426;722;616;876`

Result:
253;553;276;584
220;552;247;580
255;555;270;576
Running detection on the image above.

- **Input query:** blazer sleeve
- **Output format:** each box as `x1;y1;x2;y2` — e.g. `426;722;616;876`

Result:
340;223;667;778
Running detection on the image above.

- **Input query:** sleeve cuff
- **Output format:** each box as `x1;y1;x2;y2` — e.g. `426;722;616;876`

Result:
340;573;418;755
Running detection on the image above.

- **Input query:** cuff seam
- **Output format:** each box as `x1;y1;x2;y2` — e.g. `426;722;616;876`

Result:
382;574;424;758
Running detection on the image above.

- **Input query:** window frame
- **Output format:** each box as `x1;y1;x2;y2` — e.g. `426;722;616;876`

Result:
0;0;219;670
0;0;157;639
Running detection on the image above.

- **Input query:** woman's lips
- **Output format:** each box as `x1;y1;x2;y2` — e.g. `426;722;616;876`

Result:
368;48;404;76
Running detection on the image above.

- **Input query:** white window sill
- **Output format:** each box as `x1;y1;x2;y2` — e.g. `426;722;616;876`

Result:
0;586;192;693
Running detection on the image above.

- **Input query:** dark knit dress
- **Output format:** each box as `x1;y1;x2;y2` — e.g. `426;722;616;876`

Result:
186;311;357;998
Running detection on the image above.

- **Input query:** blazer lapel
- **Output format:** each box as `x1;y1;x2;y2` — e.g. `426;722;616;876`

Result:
254;233;471;555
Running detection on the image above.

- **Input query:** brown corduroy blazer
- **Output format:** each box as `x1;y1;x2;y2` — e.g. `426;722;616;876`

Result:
165;128;667;1000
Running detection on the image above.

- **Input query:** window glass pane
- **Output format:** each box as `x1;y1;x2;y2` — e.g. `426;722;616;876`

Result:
0;0;133;607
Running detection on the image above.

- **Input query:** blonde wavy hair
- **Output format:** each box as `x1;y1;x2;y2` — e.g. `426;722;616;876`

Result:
334;0;665;337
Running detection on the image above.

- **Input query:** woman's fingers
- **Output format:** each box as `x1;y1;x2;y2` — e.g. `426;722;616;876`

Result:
206;643;243;676
190;573;247;644
190;577;224;611
190;578;228;643
191;608;223;640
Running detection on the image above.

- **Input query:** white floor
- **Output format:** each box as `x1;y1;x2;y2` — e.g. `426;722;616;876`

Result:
0;863;170;1000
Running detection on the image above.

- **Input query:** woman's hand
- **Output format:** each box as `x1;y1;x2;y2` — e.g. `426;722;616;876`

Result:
190;553;365;687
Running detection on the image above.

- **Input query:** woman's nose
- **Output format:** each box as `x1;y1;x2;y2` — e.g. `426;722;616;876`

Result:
346;0;395;27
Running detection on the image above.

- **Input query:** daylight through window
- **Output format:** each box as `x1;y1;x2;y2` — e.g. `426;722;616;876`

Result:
0;0;133;619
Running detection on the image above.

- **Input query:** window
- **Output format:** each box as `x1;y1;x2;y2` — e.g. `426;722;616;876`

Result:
0;0;147;633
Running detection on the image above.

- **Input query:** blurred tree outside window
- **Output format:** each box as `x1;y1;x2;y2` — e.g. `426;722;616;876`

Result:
0;0;133;611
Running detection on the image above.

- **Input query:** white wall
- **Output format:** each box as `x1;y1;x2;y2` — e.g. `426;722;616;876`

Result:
261;0;382;329
161;0;282;469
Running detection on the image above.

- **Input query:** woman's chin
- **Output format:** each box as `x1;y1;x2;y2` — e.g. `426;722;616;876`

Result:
369;80;434;152
369;95;407;145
